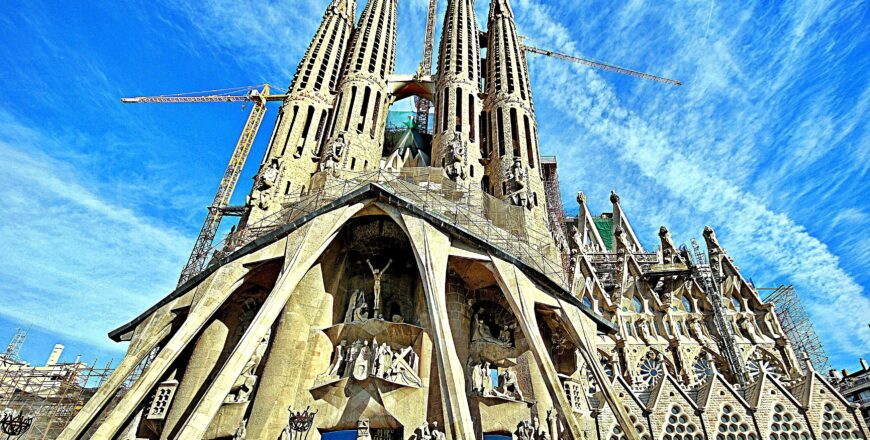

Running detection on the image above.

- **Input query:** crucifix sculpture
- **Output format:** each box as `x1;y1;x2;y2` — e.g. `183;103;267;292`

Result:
366;258;392;319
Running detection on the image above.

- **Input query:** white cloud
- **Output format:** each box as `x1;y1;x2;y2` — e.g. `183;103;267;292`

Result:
0;110;190;351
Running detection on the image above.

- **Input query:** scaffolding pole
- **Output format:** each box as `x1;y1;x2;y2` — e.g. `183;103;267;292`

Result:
761;285;830;373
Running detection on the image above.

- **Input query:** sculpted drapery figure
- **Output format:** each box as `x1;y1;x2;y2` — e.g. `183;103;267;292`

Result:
366;259;392;319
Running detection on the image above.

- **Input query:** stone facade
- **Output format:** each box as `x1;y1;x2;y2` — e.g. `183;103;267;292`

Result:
58;0;866;439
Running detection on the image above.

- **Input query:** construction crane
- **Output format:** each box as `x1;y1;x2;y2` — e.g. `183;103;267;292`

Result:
121;84;288;286
2;328;27;364
523;45;682;87
414;0;439;133
691;238;747;385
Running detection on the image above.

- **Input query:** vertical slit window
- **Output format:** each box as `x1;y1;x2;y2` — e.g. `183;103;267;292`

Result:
329;24;348;90
343;87;357;132
314;110;327;142
369;0;386;73
285;182;292;195
510;108;520;157
281;105;300;156
370;92;381;138
524;115;534;168
442;88;450;133
358;87;371;133
469;94;476;142
496;109;505;157
298;106;315;157
455;88;462;133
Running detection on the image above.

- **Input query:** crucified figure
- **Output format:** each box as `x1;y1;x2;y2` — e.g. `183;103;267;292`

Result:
366;259;392;319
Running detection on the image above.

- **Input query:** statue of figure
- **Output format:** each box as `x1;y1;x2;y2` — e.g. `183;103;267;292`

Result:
508;158;529;208
226;331;270;403
471;310;508;346
321;133;347;172
233;419;247;440
259;160;280;189
515;420;534;440
431;422;445;440
481;361;494;396
498;323;515;346
326;340;347;376
638;317;654;342
352;340;371;381
444;130;467;180
366;259;393;319
499;366;523;400
470;361;484;393
352;290;369;322
373;342;391;378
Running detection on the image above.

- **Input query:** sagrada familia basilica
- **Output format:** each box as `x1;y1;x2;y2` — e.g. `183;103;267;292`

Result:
59;0;868;438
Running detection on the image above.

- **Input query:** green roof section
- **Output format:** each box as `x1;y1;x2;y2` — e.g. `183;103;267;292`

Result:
593;216;614;251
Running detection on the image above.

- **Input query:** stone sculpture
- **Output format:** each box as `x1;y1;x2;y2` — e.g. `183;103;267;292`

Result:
317;338;421;388
366;258;393;319
444;130;467;180
225;330;270;404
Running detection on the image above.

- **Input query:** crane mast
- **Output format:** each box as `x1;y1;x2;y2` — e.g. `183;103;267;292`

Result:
415;0;439;133
121;85;287;286
691;238;747;385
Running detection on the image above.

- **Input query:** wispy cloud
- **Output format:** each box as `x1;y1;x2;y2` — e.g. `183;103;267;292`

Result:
0;110;190;351
515;0;869;362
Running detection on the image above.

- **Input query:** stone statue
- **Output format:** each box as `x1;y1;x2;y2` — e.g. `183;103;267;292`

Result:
481;361;494;396
508;157;529;208
321;133;347;173
638;317;654;342
233;419;247;440
498;366;523;400
352;340;371;380
470;360;484;393
366;259;393;319
471;310;505;345
690;318;710;345
225;330;270;403
325;340;347;376
741;313;759;343
444;130;467;180
351;290;369;322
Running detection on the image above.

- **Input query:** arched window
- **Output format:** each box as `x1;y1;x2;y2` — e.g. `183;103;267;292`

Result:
769;404;810;440
662;405;702;440
714;404;755;440
819;402;860;439
731;295;742;311
582;295;593;308
632;296;643;313
681;295;694;313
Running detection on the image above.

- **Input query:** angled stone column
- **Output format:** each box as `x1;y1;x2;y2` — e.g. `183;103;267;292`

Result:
400;213;476;439
58;305;175;440
175;204;363;440
558;299;641;440
489;256;585;439
86;259;255;439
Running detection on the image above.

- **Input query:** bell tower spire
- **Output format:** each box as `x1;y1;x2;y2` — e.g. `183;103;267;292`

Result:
432;0;484;186
483;0;549;233
244;0;357;223
319;0;399;175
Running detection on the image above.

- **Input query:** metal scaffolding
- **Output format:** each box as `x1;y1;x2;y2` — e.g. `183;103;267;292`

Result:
761;285;830;373
212;168;568;288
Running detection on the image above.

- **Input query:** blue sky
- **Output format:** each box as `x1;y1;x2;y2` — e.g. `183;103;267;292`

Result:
0;0;867;371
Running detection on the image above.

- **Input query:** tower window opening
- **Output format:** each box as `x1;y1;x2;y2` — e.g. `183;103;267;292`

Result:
455;88;463;132
503;22;515;95
524;114;534;168
480;112;488;156
285;181;293;195
469;94;476;142
328;24;348;90
455;0;464;75
382;2;396;78
442;88;450;133
351;157;356;170
370;92;381;138
496;109;505;157
315;17;341;91
369;0;386;74
299;106;315;155
364;160;368;170
264;110;284;160
343;87;357;132
281;105;300;156
314;109;327;142
466;4;476;81
481;175;489;194
470;165;474;178
502;182;507;196
358;87;371;133
510;108;520;157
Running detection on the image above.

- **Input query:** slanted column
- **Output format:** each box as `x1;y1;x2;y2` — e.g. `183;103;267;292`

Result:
175;204;363;439
489;256;588;439
400;213;476;439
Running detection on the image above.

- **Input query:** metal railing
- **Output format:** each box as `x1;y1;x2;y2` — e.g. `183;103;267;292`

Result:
207;168;568;287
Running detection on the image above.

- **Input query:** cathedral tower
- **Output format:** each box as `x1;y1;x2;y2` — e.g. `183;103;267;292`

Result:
245;0;356;223
483;0;549;232
432;0;484;187
319;0;399;175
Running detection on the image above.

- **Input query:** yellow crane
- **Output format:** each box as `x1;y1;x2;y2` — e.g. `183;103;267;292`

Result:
121;84;287;286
